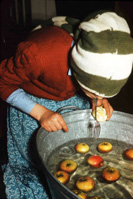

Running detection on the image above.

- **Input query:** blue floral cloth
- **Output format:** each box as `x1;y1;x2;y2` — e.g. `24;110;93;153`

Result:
4;93;90;199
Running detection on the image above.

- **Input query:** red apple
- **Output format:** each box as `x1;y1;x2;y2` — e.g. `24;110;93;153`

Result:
124;148;133;160
72;189;87;199
75;143;90;154
98;142;113;153
54;170;69;184
76;176;95;192
60;159;77;174
102;167;120;182
87;155;104;168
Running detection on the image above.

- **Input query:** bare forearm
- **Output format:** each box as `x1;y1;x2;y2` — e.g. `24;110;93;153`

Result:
29;103;48;121
29;103;68;132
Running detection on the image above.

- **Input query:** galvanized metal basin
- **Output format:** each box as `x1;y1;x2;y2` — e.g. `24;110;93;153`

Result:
36;109;133;199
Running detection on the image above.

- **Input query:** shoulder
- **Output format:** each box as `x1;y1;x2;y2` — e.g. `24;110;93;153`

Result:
26;26;73;45
15;26;73;65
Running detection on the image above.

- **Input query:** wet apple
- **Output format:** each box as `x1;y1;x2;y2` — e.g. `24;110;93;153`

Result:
102;167;120;182
124;148;133;160
72;189;87;199
98;142;113;153
75;143;90;154
76;176;95;192
87;155;104;168
54;170;69;184
92;106;107;122
60;159;77;173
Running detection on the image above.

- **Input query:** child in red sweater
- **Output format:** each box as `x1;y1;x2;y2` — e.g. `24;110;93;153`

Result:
0;11;132;199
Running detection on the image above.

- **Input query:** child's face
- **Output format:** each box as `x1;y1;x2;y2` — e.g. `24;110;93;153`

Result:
81;87;103;99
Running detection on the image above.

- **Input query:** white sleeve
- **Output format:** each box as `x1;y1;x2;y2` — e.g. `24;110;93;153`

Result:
6;88;37;114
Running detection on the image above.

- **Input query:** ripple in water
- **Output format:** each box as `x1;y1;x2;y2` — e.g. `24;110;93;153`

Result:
59;146;75;156
47;138;133;199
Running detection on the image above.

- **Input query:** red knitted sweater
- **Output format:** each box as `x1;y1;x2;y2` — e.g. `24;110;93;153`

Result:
0;26;78;101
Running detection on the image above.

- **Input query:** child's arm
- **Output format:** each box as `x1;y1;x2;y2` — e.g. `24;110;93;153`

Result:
6;88;68;132
29;104;68;132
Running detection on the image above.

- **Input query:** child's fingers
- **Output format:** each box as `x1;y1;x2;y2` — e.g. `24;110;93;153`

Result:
102;99;113;120
42;121;63;132
92;99;95;110
42;124;51;132
51;113;68;132
41;113;68;132
102;101;110;118
62;123;68;132
57;115;68;132
54;122;63;131
59;119;68;132
106;104;113;120
51;125;58;132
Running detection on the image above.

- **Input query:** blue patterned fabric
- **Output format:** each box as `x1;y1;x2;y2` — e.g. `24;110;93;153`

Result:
4;93;90;199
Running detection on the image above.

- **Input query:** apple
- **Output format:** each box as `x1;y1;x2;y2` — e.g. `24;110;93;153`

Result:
76;176;95;192
87;155;104;168
92;106;107;122
54;170;69;184
75;143;90;154
102;167;120;182
124;148;133;160
98;142;113;153
60;159;77;174
72;189;87;199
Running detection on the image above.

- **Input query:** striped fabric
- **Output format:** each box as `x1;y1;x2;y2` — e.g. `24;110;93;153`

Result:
71;11;133;97
33;10;133;98
32;16;80;37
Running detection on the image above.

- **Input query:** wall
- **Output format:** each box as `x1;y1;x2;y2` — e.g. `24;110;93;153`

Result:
31;0;56;26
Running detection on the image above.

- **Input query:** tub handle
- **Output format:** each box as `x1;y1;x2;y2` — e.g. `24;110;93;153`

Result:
56;106;81;113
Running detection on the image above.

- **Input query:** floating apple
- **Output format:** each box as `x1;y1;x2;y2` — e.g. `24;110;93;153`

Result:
76;176;95;192
72;189;87;199
54;170;69;184
60;159;77;174
98;142;113;153
102;167;120;182
124;148;133;160
87;155;104;168
75;143;90;154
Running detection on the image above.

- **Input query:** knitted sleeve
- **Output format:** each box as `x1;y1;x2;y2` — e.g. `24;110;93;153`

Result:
0;57;22;100
0;26;76;102
0;41;40;101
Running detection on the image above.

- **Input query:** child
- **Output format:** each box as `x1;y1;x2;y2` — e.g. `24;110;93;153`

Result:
0;10;132;199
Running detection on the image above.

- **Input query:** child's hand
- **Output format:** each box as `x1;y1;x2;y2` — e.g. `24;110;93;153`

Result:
92;98;113;121
29;103;68;132
39;109;68;132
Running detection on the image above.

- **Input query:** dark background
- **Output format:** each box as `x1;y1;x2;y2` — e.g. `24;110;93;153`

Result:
0;1;133;198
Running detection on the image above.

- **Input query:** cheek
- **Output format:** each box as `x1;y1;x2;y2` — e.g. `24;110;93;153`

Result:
81;88;98;99
97;96;103;99
85;93;95;99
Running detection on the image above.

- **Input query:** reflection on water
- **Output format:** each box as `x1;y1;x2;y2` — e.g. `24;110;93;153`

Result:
47;138;133;199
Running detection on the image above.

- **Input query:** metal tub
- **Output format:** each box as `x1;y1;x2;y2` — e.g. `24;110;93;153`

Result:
36;109;133;199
